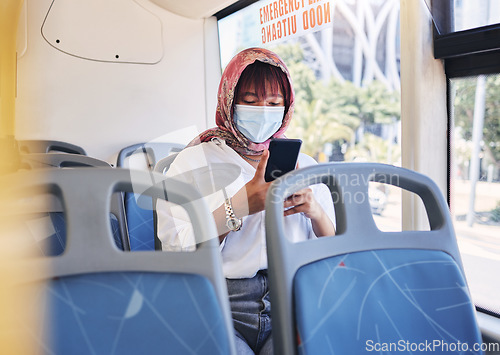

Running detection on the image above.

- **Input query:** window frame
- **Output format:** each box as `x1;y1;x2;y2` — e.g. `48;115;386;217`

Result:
214;0;258;20
433;0;500;78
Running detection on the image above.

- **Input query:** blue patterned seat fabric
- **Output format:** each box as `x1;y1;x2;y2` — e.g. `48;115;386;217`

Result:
124;193;155;251
294;249;483;355
44;272;231;354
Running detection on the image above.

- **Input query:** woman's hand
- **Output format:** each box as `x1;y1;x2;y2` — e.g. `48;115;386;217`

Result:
283;188;321;219
283;188;336;237
240;150;271;215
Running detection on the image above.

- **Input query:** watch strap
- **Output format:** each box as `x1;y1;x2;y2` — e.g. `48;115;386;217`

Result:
224;197;242;231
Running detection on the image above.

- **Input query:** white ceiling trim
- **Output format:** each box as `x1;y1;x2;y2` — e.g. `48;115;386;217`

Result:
148;0;238;19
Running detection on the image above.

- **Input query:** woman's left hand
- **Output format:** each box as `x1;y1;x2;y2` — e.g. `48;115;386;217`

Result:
283;188;336;237
283;188;322;220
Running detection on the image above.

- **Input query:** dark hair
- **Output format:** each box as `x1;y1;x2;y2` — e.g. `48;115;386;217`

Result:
234;61;291;114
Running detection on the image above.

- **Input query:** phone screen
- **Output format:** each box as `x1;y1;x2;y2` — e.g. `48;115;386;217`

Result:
264;138;302;182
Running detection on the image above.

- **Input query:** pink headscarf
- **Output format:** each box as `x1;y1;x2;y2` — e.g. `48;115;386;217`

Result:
187;47;295;155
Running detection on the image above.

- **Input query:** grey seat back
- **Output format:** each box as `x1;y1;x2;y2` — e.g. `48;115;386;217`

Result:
18;140;86;155
265;162;482;355
4;168;236;354
116;142;184;251
19;153;129;252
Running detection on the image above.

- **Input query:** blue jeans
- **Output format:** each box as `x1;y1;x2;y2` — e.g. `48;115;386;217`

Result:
226;270;273;355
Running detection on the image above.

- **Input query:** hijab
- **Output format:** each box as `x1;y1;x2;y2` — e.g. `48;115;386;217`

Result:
187;47;295;156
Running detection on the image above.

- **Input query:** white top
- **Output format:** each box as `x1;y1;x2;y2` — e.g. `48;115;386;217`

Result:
156;139;335;279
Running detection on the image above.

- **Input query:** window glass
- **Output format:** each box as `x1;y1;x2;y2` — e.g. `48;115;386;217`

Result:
218;0;402;228
427;0;500;35
450;75;500;314
453;0;500;32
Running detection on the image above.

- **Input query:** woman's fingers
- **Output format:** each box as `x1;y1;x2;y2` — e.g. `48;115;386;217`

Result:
244;150;271;215
254;150;269;180
284;188;312;207
283;188;320;219
284;204;305;216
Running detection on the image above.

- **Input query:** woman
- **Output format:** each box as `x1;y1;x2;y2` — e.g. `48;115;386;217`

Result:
157;47;335;354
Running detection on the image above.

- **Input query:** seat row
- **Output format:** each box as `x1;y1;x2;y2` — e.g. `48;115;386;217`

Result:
4;139;484;354
17;139;184;255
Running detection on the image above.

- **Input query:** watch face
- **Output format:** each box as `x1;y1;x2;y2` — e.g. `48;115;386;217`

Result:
227;218;242;231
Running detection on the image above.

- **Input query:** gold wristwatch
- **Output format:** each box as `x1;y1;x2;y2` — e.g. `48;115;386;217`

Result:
224;197;242;232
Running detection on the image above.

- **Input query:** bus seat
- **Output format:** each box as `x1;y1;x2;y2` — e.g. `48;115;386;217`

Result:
20;152;109;169
116;142;184;251
265;162;483;355
4;168;236;355
19;153;129;253
18;139;87;155
116;142;184;170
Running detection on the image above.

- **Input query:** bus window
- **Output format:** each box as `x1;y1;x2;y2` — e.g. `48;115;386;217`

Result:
218;0;403;229
450;74;500;315
453;0;500;32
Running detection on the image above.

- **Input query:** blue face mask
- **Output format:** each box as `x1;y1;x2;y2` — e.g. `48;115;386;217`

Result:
234;104;285;143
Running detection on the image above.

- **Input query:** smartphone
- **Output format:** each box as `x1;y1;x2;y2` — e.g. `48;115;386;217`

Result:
264;138;302;182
